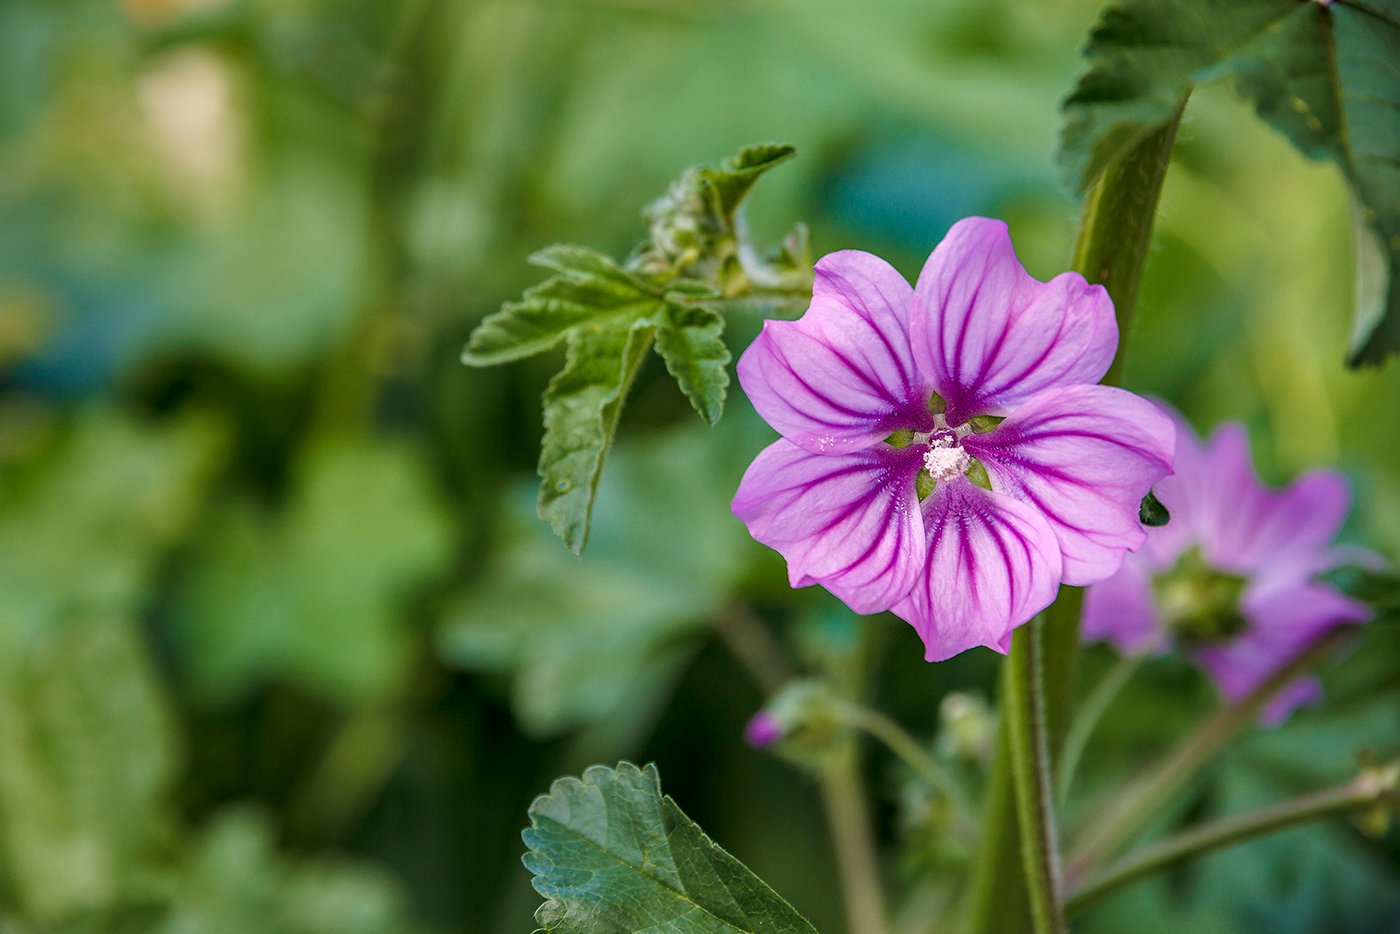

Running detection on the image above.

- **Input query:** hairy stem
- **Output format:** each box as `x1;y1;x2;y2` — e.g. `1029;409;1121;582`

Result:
1066;762;1400;914
1063;628;1355;887
960;99;1186;934
1005;619;1068;934
832;700;980;846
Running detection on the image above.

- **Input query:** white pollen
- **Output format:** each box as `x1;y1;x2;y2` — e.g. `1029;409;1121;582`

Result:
923;443;970;482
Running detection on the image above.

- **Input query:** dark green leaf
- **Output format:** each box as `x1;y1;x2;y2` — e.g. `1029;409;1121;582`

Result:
654;303;731;424
463;247;662;366
1139;488;1170;527
537;320;654;553
1059;0;1400;365
522;762;819;934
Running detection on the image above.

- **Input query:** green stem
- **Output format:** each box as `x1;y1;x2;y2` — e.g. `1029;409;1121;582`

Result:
959;99;1186;934
1066;762;1400;914
820;747;890;934
832;701;980;846
1005;619;1068;934
1057;652;1144;804
1063;627;1354;887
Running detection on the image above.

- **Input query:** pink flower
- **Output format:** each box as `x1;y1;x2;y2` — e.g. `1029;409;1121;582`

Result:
1083;412;1373;724
732;217;1174;661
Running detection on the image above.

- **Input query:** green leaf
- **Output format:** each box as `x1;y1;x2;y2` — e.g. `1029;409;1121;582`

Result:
437;416;757;745
522;762;819;934
0;612;178;926
1059;0;1400;365
700;143;798;225
160;809;423;934
172;438;453;704
654;303;731;424
463;247;662;366
538;319;654;553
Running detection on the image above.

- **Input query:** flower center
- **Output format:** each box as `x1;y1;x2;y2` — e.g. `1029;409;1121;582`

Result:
922;432;969;482
1153;548;1249;644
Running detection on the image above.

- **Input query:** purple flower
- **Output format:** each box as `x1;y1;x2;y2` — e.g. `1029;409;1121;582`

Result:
732;218;1174;661
1083;412;1373;724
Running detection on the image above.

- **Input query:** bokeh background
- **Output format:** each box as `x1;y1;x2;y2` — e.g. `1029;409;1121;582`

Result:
2;0;1398;931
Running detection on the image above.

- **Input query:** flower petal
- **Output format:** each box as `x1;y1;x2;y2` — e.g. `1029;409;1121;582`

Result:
732;439;925;614
1192;581;1369;724
1082;554;1162;654
966;385;1175;586
736;251;928;454
890;479;1062;661
909;218;1117;423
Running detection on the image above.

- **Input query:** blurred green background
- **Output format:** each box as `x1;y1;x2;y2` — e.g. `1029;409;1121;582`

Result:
1;0;1397;931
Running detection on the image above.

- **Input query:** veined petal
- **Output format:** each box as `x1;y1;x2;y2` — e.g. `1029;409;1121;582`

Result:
966;385;1174;586
890;479;1062;662
909;218;1116;423
736;251;928;454
1082;555;1162;654
732;439;925;614
1192;581;1368;723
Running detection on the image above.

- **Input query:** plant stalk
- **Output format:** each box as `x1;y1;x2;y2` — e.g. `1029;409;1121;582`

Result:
1005;618;1068;934
820;747;889;934
832;700;980;847
1063;627;1355;887
959;99;1187;934
1065;762;1400;914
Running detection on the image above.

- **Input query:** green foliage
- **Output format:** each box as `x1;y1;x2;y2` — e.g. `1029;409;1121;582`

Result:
522;762;818;934
172;437;453;704
0;611;177;926
159;810;422;934
463;143;802;552
438;417;755;746
654;303;732;425
463;247;666;366
1060;0;1400;366
538;321;656;554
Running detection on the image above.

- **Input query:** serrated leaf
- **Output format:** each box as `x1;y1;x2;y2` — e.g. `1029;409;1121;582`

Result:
522;762;818;934
1059;0;1400;365
463;247;662;366
654;303;731;424
538;320;654;553
700;143;797;225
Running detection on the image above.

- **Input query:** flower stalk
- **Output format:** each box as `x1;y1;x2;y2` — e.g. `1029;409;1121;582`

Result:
831;700;980;847
1063;626;1356;887
1065;760;1400;914
960;99;1187;934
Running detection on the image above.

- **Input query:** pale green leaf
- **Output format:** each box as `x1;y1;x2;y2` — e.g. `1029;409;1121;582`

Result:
0;612;178;926
463;246;663;366
654;303;731;424
171;438;453;704
522;762;818;934
158;810;422;934
537;319;654;554
699;143;798;224
1059;0;1400;365
437;416;757;744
